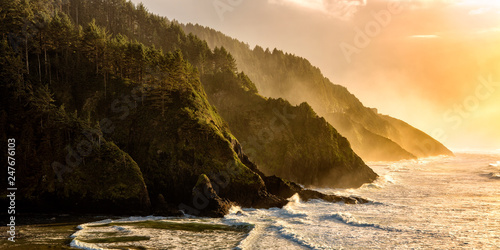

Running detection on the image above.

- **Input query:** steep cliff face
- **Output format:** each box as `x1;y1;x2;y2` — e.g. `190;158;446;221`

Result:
379;115;452;158
54;0;378;190
326;106;452;160
327;113;416;161
202;72;377;188
104;60;287;211
182;23;454;161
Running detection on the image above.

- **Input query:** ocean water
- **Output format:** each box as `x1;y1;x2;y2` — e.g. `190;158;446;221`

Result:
71;153;500;249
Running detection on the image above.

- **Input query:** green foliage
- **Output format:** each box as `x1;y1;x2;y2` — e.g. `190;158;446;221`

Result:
0;0;380;216
1;74;149;211
56;0;376;188
202;74;376;187
0;0;275;211
0;38;24;90
182;22;453;161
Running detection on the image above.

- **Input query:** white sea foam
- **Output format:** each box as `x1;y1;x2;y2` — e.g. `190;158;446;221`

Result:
228;205;243;215
322;212;403;232
70;239;104;250
489;161;500;167
273;220;324;249
287;193;301;204
71;152;500;249
358;172;395;190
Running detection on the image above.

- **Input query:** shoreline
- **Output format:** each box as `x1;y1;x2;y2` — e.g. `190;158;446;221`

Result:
0;213;118;249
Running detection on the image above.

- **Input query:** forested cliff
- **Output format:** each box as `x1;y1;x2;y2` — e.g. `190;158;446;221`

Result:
183;23;453;161
0;0;376;216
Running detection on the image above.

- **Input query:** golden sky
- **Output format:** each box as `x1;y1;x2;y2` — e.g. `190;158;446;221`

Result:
132;0;500;150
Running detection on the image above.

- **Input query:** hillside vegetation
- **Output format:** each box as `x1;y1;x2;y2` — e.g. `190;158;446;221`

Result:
0;0;376;216
183;23;453;161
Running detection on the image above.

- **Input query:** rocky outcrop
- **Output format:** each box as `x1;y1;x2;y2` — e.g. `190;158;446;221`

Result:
262;175;370;204
104;70;291;216
297;190;369;204
191;174;233;217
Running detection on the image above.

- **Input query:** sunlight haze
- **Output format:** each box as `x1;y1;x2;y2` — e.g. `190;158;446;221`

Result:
131;0;500;150
3;0;500;247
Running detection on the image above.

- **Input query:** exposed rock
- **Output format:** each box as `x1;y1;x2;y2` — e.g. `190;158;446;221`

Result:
153;194;184;217
262;175;302;198
190;174;233;217
261;174;370;205
298;189;370;204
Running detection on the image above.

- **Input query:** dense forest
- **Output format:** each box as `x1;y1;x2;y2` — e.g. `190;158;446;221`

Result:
0;0;376;216
183;23;454;161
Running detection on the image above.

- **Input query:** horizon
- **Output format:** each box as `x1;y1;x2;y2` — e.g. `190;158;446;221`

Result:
130;0;500;151
2;1;500;248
